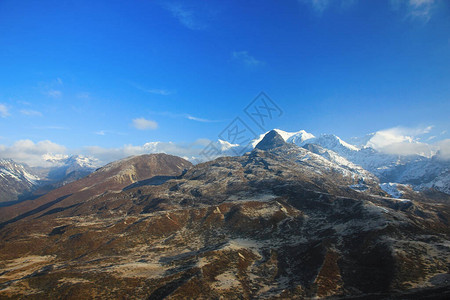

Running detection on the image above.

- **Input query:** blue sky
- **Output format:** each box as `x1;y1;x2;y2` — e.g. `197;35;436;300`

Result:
0;0;449;165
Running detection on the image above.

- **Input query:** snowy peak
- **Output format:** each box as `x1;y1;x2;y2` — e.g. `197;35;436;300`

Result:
0;159;40;203
64;155;99;170
285;130;315;145
251;129;315;147
217;139;239;151
303;134;360;152
0;159;39;183
43;154;99;169
255;130;287;150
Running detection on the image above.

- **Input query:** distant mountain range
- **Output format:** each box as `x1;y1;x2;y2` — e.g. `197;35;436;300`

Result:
213;129;450;196
0;155;98;204
0;132;448;299
1;128;448;206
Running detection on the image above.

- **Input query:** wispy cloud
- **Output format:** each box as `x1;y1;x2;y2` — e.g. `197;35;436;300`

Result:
232;51;265;67
45;89;62;98
33;125;68;130
147;88;172;96
95;130;106;136
186;115;220;123
391;0;439;23
132;118;158;130
302;0;331;12
40;77;64;98
17;100;31;106
77;92;91;99
407;0;436;21
20;109;43;117
131;82;173;96
148;110;221;123
94;130;126;136
0;104;9;118
299;0;358;13
164;3;205;30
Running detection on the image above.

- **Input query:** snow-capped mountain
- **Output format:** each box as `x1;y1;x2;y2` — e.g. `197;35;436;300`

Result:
293;132;448;195
294;134;424;176
254;131;379;189
206;128;449;196
0;159;40;203
251;129;315;148
38;155;99;188
1;133;448;299
0;155;99;204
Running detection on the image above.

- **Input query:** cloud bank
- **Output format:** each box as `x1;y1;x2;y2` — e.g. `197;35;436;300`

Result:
0;140;67;167
1;125;448;168
365;126;437;157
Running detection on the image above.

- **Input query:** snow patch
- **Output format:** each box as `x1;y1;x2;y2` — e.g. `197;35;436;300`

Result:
380;183;403;198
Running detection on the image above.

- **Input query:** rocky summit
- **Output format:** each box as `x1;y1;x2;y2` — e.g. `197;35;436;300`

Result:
0;142;449;299
254;129;287;150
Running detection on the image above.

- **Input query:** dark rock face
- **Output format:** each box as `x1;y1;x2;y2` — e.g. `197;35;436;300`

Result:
0;148;448;299
255;130;286;150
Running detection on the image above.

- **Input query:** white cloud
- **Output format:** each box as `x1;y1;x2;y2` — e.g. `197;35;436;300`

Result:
146;110;220;122
146;89;172;96
77;92;90;99
33;125;68;130
391;0;438;22
365;125;437;157
95;130;106;136
304;0;330;12
186;115;219;123
299;0;358;13
45;89;62;98
0;104;9;118
407;0;436;21
132;118;158;130
165;3;204;30
82;139;212;165
0;140;67;167
436;139;450;160
0;137;218;167
20;109;43;117
93;130;125;136
17;100;31;106
232;51;265;67
132;83;172;96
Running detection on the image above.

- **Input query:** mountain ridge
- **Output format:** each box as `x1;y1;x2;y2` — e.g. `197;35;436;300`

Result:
0;134;448;298
0;153;192;222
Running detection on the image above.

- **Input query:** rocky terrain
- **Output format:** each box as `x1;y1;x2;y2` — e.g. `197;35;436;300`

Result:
0;153;192;223
0;133;448;299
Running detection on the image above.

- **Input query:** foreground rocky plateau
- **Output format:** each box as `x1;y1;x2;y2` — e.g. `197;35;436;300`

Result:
0;132;449;299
